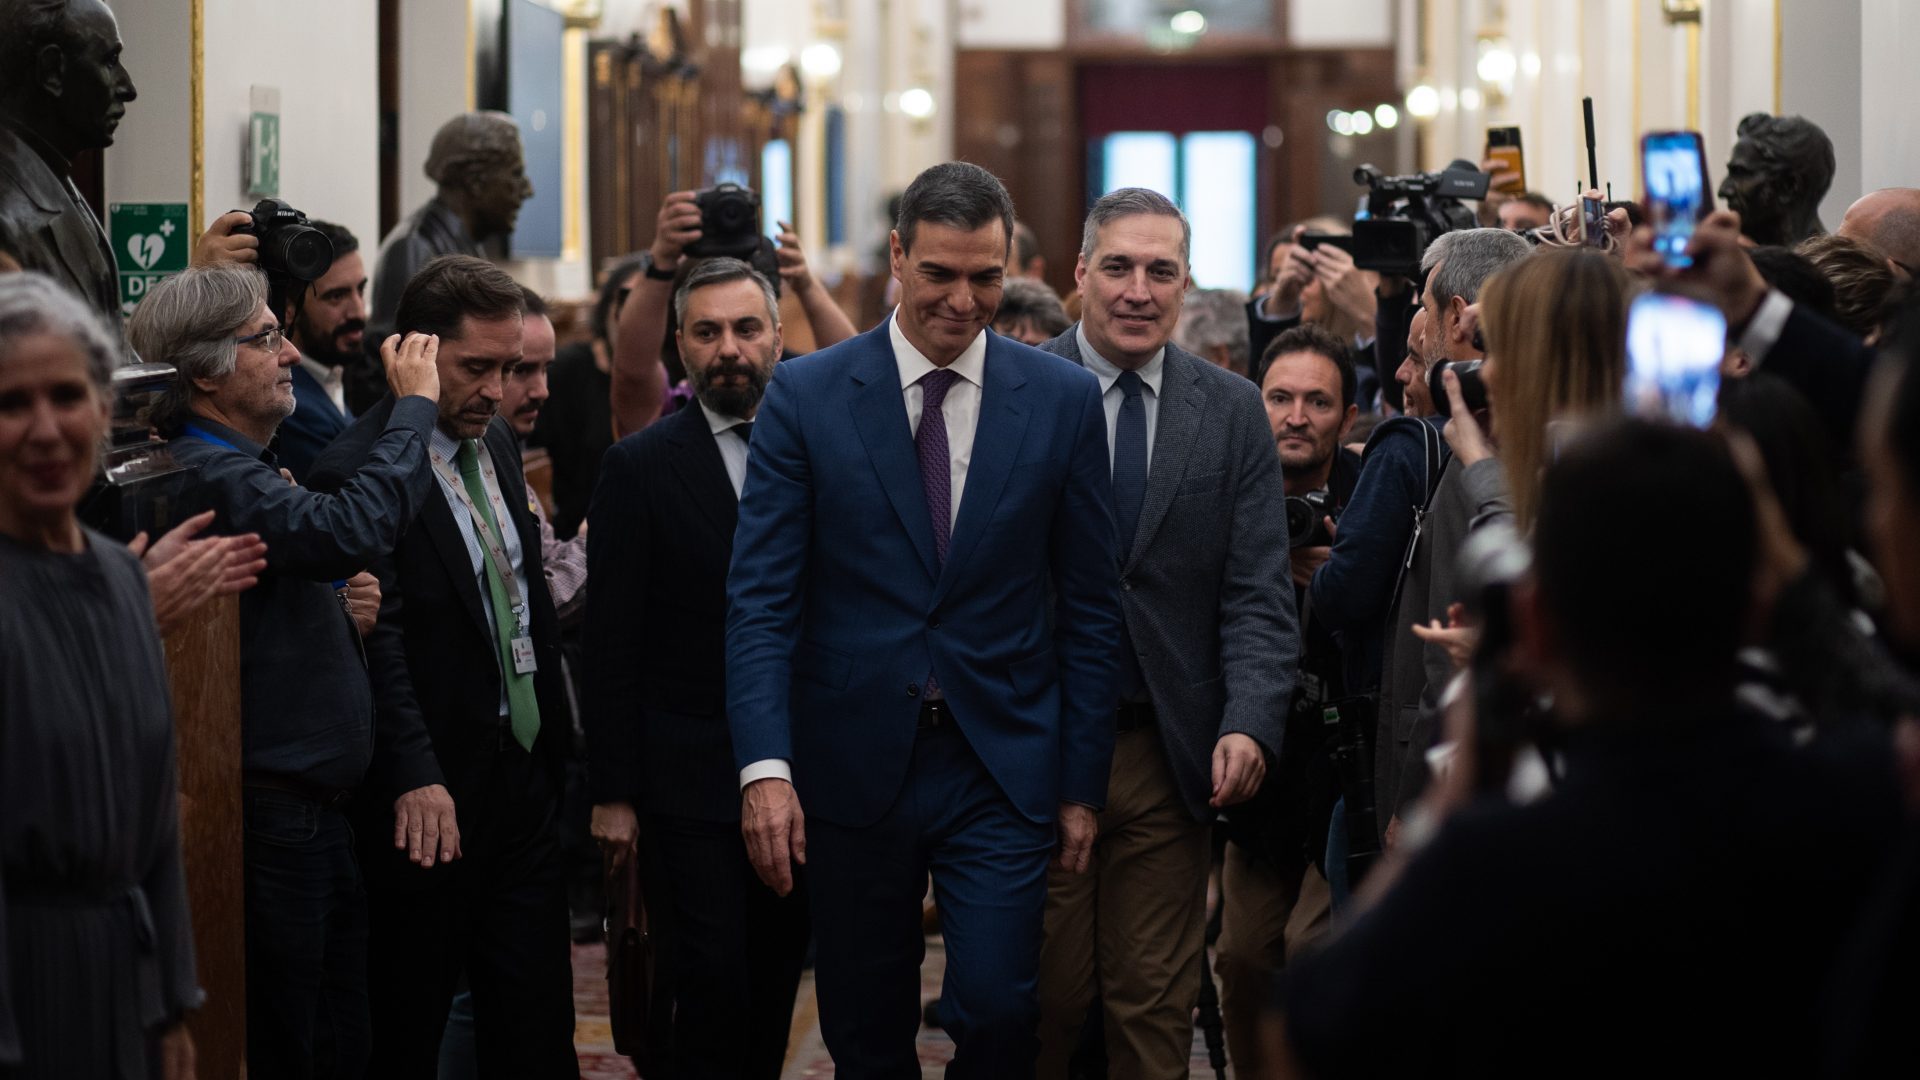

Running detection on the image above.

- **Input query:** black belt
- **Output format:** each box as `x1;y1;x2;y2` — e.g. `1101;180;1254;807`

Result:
243;772;354;809
918;700;954;729
1116;701;1156;732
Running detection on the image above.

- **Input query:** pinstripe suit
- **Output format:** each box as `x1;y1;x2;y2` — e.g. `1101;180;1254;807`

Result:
1035;327;1299;1078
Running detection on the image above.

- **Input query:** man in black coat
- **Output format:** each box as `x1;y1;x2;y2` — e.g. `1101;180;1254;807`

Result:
310;254;578;1078
583;257;809;1078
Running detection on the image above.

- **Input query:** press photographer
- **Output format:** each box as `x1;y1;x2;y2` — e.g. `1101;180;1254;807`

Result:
609;186;857;436
271;218;366;482
1216;324;1361;1080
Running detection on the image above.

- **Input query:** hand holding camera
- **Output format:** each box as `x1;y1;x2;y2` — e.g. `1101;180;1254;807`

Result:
191;210;260;269
650;190;704;272
380;332;441;403
775;220;815;294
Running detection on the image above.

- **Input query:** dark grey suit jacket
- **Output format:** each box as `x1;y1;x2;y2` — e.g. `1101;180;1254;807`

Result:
1041;326;1299;822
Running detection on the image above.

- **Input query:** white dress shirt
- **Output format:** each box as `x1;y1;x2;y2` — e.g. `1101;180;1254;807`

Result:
299;354;348;416
1076;323;1164;473
700;400;751;498
427;426;529;717
737;312;990;791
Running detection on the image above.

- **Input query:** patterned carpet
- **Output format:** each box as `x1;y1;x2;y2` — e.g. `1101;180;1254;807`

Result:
571;939;1232;1078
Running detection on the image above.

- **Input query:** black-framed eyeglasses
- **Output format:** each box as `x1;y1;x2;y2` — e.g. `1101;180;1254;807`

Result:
235;324;284;352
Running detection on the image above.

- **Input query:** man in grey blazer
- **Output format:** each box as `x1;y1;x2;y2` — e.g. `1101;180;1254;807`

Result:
1033;188;1298;1078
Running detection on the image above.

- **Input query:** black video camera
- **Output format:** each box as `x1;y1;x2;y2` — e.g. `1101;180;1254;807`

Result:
1350;161;1489;278
1429;359;1490;420
684;182;763;260
1285;489;1336;548
238;198;333;282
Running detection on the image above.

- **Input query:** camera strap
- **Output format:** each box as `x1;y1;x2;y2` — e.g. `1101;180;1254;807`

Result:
1361;416;1450;616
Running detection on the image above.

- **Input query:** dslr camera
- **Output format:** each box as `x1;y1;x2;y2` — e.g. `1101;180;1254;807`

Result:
1350;161;1490;278
1285;489;1336;549
237;198;333;282
684;182;764;261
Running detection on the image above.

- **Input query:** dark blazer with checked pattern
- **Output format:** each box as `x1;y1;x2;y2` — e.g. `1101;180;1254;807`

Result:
1041;326;1300;822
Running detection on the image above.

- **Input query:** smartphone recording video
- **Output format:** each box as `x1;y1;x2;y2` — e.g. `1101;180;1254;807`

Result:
1626;292;1726;427
1581;196;1607;247
1642;131;1711;268
1485;126;1526;196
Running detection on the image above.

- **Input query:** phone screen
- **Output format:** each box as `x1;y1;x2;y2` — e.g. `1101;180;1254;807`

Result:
1642;131;1710;268
1581;197;1607;247
1626;293;1726;427
1485;127;1526;196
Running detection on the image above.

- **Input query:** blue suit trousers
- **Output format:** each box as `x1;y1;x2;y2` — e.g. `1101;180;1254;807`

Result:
808;721;1054;1079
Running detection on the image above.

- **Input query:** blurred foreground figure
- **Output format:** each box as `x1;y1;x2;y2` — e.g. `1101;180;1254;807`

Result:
1281;420;1902;1079
0;272;200;1079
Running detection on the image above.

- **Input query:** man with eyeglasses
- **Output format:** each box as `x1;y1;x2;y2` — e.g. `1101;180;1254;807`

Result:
130;263;444;1079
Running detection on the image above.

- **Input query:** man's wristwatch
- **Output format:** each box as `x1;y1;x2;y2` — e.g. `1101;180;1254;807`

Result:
643;259;678;282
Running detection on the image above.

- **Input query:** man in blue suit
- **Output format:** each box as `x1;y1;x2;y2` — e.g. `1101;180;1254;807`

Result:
726;161;1123;1078
273;219;364;481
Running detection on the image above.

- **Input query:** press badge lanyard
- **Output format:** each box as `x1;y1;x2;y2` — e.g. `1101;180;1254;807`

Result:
428;442;537;676
181;423;351;591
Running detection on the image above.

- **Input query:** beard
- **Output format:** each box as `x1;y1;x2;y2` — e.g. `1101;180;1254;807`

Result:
690;355;772;419
294;308;367;368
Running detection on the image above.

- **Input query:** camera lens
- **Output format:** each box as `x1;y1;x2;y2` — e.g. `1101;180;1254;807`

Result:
273;227;334;282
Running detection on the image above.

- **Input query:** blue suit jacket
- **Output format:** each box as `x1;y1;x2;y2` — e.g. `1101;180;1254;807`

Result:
725;322;1123;828
273;364;353;482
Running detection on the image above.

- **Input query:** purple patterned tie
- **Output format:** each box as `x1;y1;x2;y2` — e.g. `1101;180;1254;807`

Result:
916;368;959;564
917;370;959;703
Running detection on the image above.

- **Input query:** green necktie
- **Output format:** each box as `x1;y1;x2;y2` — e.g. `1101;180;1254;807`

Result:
457;439;540;752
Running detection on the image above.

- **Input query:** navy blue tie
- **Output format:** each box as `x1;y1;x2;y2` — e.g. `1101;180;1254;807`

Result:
1110;370;1148;701
1112;370;1147;559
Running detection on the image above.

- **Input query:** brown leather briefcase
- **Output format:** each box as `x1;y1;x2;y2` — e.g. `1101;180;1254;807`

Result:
605;851;654;1060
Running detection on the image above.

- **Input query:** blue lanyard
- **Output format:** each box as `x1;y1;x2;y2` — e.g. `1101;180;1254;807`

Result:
179;423;242;453
177;423;349;589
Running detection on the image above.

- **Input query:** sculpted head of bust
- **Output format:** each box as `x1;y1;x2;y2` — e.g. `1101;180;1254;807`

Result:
0;0;139;168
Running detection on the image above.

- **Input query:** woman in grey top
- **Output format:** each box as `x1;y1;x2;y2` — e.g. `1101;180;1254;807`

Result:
0;272;201;1078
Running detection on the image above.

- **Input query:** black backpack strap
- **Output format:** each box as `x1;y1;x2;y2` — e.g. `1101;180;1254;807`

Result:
1360;416;1452;623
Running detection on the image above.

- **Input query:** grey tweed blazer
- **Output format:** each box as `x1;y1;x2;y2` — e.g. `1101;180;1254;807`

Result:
1041;327;1300;822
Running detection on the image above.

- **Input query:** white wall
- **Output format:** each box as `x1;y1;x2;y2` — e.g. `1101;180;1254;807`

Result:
1292;0;1393;47
199;1;381;246
103;0;192;210
956;0;1066;49
399;0;472;220
1859;0;1920;196
1780;0;1860;229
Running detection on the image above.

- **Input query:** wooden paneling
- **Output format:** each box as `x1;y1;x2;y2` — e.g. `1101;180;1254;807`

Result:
165;596;244;1080
953;50;1080;299
586;0;772;272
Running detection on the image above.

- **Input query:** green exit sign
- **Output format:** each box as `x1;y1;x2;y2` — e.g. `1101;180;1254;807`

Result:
247;85;280;197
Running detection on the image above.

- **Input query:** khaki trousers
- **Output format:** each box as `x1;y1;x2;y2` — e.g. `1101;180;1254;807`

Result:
1213;842;1332;1080
1035;728;1211;1080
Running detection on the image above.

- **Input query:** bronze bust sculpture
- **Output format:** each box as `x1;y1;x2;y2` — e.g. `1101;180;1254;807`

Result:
369;110;534;335
1720;113;1836;248
0;0;138;326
